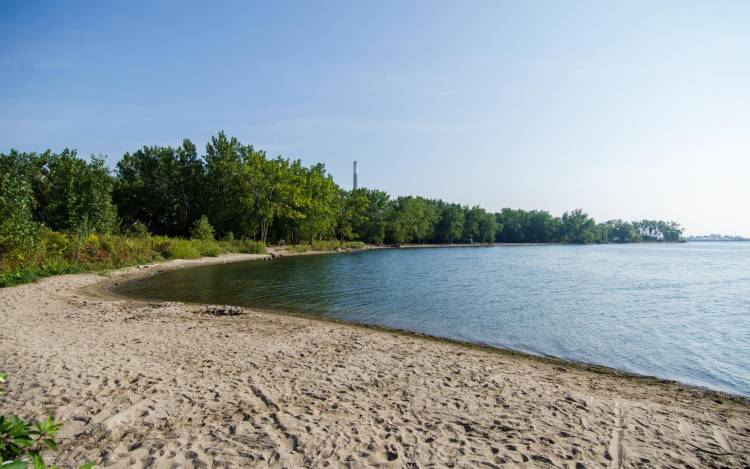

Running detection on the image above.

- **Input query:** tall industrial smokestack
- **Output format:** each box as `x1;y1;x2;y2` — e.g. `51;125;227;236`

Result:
353;160;358;190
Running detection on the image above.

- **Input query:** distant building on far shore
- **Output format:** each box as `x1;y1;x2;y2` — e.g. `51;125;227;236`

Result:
353;160;358;190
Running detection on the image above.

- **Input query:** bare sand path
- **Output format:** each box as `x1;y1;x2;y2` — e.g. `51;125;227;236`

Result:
1;253;748;468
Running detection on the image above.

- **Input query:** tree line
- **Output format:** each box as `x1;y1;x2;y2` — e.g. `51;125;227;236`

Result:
1;132;684;256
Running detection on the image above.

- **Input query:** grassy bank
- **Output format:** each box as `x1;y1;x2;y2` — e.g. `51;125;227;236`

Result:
0;232;266;287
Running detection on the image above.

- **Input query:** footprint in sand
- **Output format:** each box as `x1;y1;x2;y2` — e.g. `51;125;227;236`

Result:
608;399;624;469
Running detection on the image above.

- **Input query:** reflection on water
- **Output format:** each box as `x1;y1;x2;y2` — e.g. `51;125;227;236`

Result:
116;242;750;396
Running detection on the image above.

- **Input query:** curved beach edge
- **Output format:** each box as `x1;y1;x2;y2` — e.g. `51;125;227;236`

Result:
99;249;747;403
1;249;748;467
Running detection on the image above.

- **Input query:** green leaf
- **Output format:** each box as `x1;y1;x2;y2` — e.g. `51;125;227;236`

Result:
42;438;57;451
31;453;45;469
33;417;61;439
12;436;34;448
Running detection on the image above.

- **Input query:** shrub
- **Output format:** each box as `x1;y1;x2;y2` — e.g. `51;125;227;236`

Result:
130;221;150;238
166;240;200;259
44;231;69;258
0;175;43;268
289;244;311;253
190;215;215;241
343;241;365;249
153;241;172;257
311;240;341;251
98;234;115;254
234;239;266;254
195;240;221;257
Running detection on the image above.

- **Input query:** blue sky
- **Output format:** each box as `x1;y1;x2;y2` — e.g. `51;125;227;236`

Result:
2;1;749;235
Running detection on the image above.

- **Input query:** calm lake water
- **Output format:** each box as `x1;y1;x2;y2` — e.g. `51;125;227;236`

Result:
117;242;750;396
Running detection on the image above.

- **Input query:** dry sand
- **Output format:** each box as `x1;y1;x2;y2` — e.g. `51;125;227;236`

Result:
0;252;748;468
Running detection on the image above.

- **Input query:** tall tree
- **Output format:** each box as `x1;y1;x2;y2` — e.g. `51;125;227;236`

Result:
47;150;116;236
204;132;256;238
358;189;390;244
114;140;206;236
0;172;42;266
297;163;338;243
560;209;599;243
435;203;464;243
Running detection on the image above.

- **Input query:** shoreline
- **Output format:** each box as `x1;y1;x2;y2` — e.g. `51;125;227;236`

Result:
105;249;747;401
1;251;748;467
106;253;742;400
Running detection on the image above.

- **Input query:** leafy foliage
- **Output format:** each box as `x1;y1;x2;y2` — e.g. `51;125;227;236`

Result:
0;233;267;287
1;132;684;285
46;150;116;236
0;172;43;271
190;216;215;241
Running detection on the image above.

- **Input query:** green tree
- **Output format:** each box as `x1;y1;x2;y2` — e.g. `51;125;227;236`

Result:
387;196;439;244
0;150;51;225
334;189;364;243
0;174;43;268
114;140;205;237
297;163;338;243
435;203;464;243
476;208;497;243
204;132;257;238
250;156;306;244
604;219;638;243
191;215;215;241
463;206;496;243
47;151;116;237
358;189;391;244
560;209;598;243
524;210;559;243
495;208;529;243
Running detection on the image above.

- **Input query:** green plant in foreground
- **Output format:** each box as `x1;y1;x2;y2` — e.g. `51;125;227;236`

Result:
0;372;94;469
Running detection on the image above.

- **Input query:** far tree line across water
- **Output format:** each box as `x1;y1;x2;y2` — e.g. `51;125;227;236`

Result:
1;132;683;252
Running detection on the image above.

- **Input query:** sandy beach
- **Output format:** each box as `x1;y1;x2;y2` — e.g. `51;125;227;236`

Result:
1;253;748;468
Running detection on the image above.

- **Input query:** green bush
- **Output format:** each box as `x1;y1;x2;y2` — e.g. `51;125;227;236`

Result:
289;244;311;253
233;239;266;254
311;240;341;251
343;241;365;249
129;221;150;238
195;240;222;257
190;215;215;241
153;240;172;257
0;270;42;288
0;231;270;288
0;175;43;270
166;240;200;259
44;231;69;258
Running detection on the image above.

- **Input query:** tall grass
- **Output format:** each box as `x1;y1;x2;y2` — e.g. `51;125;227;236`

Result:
288;240;366;252
0;232;266;287
312;240;341;251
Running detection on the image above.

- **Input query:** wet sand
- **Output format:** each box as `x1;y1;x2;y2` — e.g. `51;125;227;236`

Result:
0;253;748;468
